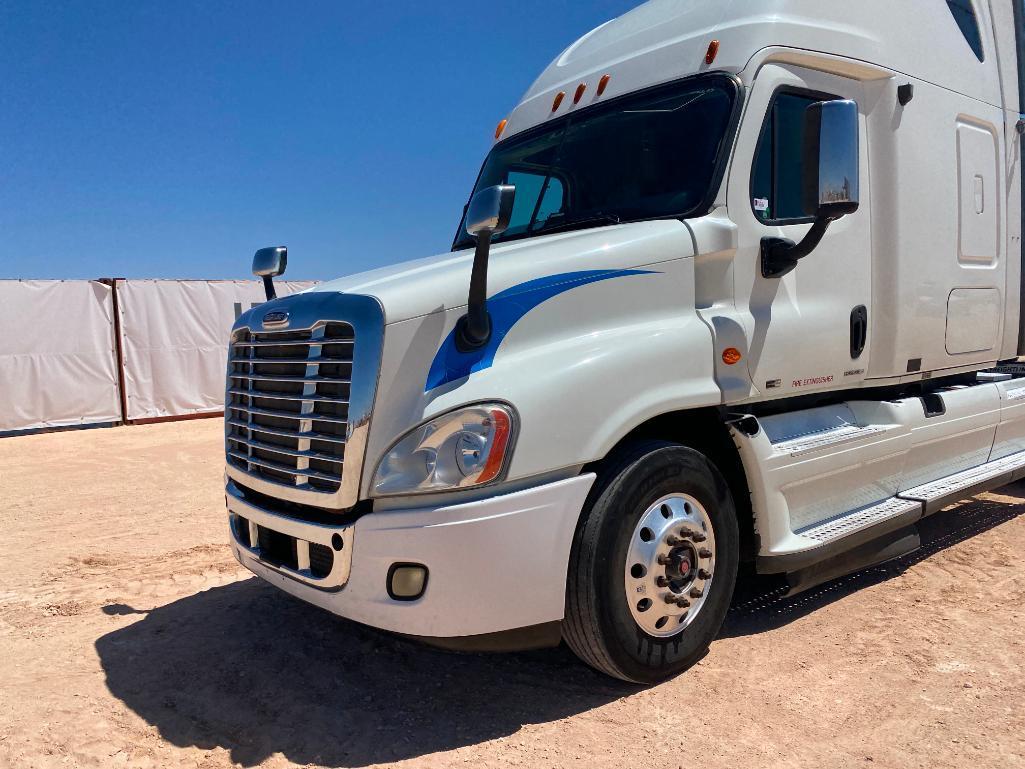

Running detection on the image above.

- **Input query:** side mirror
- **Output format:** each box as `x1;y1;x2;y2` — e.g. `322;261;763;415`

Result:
802;99;860;220
465;185;516;237
457;185;517;350
253;246;287;300
761;99;860;279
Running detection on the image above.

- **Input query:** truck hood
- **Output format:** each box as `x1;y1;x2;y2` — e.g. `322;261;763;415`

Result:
309;219;693;325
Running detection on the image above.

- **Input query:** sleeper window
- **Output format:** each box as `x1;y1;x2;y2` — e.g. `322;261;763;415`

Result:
751;92;821;223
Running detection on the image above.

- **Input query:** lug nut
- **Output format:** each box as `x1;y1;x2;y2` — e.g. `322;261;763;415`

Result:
664;593;679;604
690;586;704;598
698;548;713;558
655;576;669;588
657;554;670;565
698;568;712;580
666;535;684;546
675;598;691;609
692;533;707;543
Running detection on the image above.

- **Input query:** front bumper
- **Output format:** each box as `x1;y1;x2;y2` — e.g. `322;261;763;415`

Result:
226;473;595;639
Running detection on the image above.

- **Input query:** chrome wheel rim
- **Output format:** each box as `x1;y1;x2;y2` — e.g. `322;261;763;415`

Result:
624;493;716;637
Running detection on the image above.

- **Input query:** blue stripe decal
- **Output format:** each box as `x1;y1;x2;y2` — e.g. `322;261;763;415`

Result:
425;269;655;392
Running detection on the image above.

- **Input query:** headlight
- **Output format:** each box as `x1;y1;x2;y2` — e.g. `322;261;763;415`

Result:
372;403;516;496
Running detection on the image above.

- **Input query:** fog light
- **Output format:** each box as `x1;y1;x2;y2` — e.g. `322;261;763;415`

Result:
387;563;428;601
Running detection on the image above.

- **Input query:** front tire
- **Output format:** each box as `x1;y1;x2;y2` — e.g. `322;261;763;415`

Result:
563;441;739;683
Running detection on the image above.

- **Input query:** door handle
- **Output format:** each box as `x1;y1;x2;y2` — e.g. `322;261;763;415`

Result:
850;305;868;359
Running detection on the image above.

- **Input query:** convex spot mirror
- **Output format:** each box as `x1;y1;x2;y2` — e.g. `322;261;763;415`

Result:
802;99;860;220
253;246;287;278
465;185;516;238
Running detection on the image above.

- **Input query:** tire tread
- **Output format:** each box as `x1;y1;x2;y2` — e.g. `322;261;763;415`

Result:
563;440;680;682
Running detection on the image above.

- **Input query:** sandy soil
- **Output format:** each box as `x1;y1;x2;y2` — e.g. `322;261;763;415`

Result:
0;419;1022;769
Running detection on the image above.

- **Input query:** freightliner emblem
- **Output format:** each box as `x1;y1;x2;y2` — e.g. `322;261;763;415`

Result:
262;310;289;328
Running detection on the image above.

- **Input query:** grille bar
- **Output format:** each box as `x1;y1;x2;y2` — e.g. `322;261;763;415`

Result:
227;388;349;405
226;417;347;444
228;450;341;482
227;403;349;425
229;373;352;385
232;339;354;349
226;321;354;494
228;434;345;462
229;356;332;365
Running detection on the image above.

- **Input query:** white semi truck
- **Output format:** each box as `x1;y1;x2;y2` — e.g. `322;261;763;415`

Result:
225;0;1025;682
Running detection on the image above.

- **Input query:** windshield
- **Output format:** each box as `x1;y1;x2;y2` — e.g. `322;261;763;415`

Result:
453;75;739;250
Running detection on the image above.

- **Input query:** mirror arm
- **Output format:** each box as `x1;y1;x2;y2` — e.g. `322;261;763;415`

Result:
760;216;832;279
262;275;277;301
457;231;493;350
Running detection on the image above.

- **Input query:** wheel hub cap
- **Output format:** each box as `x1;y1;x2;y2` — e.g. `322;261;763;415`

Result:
624;493;716;637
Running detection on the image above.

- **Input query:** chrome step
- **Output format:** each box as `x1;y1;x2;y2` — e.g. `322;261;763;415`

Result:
897;450;1025;515
1005;386;1025;402
798;496;921;544
771;424;887;458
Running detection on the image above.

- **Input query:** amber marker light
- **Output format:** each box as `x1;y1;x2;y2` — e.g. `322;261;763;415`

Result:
573;82;587;104
477;408;512;485
705;39;720;65
494;119;507;140
597;73;611;96
722;347;742;365
551;91;566;112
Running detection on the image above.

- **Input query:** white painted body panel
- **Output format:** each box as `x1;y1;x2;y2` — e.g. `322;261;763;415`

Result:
991;379;1025;459
724;60;876;399
505;0;1003;143
369;253;717;487
313;221;689;324
229;475;595;637
897;385;1001;491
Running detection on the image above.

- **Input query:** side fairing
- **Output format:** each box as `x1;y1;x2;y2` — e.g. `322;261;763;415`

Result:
362;228;720;494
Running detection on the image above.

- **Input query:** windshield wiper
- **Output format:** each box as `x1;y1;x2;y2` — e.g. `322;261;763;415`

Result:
533;211;622;235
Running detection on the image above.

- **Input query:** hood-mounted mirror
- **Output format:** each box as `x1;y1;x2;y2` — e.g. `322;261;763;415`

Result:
457;185;516;350
253;246;287;300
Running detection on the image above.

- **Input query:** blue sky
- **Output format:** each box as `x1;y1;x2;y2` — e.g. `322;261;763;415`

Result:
0;1;637;281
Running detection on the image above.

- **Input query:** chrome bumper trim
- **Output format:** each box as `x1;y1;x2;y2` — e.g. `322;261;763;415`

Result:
226;481;355;590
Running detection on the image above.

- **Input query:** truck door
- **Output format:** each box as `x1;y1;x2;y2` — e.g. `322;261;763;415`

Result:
727;62;876;398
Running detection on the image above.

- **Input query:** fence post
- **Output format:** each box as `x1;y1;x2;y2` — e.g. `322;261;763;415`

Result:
98;277;129;425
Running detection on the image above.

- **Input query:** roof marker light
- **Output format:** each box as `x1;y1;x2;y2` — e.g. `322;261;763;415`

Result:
551;91;565;112
494;119;507;140
573;83;587;104
705;39;720;65
597;74;611;96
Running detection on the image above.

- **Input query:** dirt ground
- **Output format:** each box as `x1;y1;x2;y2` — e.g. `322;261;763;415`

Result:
0;420;1023;769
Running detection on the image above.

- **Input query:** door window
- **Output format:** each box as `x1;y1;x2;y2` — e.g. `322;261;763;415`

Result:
750;91;825;223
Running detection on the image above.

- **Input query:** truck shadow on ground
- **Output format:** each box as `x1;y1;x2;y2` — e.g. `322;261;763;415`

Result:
95;580;634;767
723;491;1024;638
95;491;1023;768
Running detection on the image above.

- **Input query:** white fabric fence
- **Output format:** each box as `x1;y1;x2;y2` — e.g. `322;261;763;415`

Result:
0;278;318;433
0;280;122;432
116;279;318;421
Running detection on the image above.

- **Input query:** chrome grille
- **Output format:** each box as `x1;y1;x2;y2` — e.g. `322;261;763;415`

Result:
226;322;355;494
